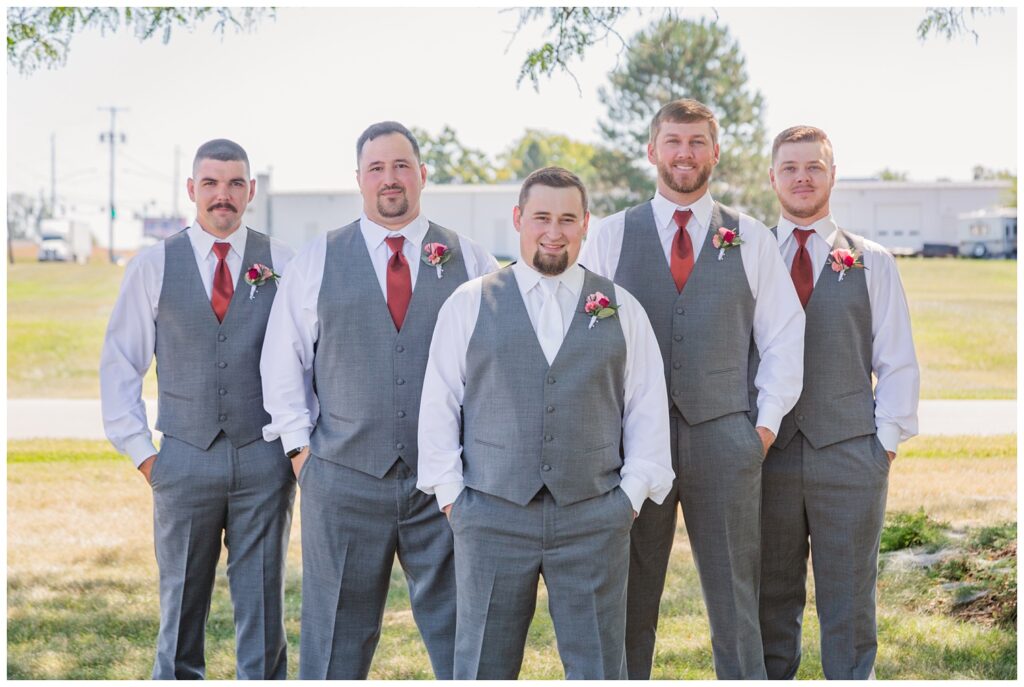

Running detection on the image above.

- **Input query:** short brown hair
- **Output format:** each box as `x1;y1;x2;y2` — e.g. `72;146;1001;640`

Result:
650;99;719;146
772;126;834;165
518;166;588;215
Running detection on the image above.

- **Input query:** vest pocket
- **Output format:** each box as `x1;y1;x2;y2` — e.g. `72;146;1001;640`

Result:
705;366;739;377
833;388;867;401
328;412;355;424
161;390;193;402
473;438;506;450
581;441;615;455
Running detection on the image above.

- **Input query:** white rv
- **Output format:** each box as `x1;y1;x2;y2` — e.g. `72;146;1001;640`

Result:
957;208;1017;259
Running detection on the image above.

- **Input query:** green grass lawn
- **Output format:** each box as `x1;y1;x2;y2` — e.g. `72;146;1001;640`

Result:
6;257;1016;399
6;435;1016;679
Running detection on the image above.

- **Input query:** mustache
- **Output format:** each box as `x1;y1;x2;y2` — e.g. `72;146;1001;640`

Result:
378;184;405;195
207;202;238;212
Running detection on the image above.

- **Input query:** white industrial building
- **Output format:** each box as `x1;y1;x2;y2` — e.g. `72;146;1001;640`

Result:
245;176;1013;259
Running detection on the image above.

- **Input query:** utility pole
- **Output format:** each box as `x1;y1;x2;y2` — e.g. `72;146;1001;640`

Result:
99;106;128;263
50;132;56;215
172;145;180;219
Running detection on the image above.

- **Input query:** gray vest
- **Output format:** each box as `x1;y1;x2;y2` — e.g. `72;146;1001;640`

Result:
773;229;875;450
154;228;275;450
311;220;469;477
462;267;627;507
614;201;757;425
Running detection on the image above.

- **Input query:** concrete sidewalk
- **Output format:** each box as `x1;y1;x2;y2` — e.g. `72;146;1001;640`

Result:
5;399;1018;441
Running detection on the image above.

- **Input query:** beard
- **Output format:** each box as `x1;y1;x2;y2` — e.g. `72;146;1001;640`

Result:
779;190;829;221
532;248;569;276
376;186;409;218
658;158;714;195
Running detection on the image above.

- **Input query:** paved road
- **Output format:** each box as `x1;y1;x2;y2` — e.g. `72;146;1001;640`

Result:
6;399;1018;441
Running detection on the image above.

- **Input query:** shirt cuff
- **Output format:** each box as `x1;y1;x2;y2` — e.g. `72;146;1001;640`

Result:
619;473;647;515
126;434;159;468
433;481;465;511
281;429;311;456
755;400;785;437
875;423;901;455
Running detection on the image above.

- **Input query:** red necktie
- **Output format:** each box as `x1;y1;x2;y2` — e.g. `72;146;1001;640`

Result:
670;209;694;293
211;242;233;323
385;236;412;331
791;228;815;309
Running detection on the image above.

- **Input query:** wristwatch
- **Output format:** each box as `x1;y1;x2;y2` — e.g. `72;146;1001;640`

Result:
286;445;308;459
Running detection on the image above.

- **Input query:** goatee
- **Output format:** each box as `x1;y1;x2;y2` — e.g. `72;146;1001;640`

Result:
532;249;569;276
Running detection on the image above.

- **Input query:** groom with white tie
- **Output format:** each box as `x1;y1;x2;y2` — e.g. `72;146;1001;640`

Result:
418;167;674;679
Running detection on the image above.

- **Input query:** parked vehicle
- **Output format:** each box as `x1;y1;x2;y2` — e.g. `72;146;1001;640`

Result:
36;219;92;263
958;208;1017;259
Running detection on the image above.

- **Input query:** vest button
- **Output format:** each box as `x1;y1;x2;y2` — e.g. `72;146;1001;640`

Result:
797;414;805;422
673;335;682;342
544;435;553;442
672;390;680;397
218;414;227;422
397;410;406;418
396;345;404;353
546;405;555;413
218;334;227;342
396;442;405;450
547;376;556;384
217;361;227;369
676;307;684;315
219;388;227;396
541;464;552;472
673;362;681;370
396;377;405;385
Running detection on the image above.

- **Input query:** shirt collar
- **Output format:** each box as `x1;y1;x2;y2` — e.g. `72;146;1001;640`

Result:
776;214;838;246
359;212;430;252
512;259;585;300
651;189;714;233
188;220;247;259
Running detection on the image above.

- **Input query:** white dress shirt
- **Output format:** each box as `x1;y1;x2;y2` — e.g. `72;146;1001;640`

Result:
416;260;675;515
260;212;500;454
776;214;920;452
578;190;805;435
100;221;295;466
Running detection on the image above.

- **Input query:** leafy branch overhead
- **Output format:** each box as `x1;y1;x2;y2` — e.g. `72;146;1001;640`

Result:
513;7;1002;89
6;7;274;75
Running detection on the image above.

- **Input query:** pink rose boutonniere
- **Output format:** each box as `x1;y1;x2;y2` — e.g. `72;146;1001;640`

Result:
244;263;281;300
582;291;620;329
421;242;452;278
711;226;743;261
828;248;867;282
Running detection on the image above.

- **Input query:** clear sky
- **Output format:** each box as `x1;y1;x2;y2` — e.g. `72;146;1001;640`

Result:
5;6;1018;221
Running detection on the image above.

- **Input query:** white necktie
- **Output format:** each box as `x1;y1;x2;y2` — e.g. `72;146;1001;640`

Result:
536;278;564;365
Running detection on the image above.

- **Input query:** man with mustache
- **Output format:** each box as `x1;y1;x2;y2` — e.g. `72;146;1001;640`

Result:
260;121;498;679
101;139;296;678
418;167;673;678
760;126;919;679
579;99;805;679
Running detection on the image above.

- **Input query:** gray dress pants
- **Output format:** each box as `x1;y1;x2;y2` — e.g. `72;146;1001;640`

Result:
625;410;767;679
150;433;295;680
452;486;634;680
297;455;456;679
759;432;889;679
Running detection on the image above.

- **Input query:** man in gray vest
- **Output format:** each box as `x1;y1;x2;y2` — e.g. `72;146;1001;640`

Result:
760;126;919;679
578;99;806;679
260;121;498;679
418;167;674;679
100;139;296;679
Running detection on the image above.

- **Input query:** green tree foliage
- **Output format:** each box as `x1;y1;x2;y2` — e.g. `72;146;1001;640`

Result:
499;129;599;181
876;168;910;181
411;125;499;184
7;7;272;75
916;7;1004;42
597;17;776;221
